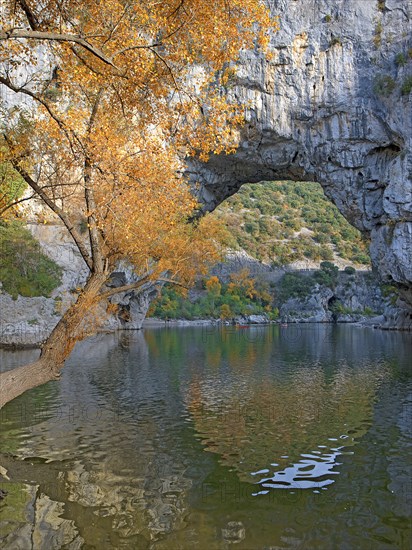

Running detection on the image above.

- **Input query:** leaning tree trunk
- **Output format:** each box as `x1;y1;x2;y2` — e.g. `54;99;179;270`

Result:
0;272;109;409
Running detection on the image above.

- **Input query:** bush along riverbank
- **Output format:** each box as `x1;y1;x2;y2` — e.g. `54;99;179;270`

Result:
148;262;386;326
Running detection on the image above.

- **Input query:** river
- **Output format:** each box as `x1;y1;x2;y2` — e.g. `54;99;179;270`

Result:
0;325;411;549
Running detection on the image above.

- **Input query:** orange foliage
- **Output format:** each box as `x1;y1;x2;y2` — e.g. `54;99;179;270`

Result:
228;268;257;299
1;0;276;286
205;275;222;297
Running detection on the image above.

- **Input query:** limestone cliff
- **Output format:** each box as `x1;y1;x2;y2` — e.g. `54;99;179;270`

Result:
279;270;386;325
0;224;156;346
189;0;412;320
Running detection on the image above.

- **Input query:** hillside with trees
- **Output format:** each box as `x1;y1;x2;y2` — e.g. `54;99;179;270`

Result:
212;180;371;267
150;182;376;321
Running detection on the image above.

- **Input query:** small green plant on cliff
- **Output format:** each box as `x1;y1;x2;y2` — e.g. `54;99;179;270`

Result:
374;20;383;48
330;36;342;47
401;75;412;95
329;301;352;315
395;53;407;66
377;0;385;12
325;14;332;23
0;220;62;299
373;74;396;97
374;22;384;48
381;284;399;306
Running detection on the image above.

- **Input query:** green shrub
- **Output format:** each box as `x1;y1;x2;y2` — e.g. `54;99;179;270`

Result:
329;301;349;314
381;284;399;306
395;53;407;66
0;160;27;214
320;247;334;261
401;75;412;95
0;220;62;299
277;273;315;303
344;266;356;275
314;262;339;288
330;36;342;47
373;74;396;96
374;20;383;48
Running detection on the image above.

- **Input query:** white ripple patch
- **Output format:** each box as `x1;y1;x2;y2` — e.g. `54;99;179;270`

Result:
251;446;349;494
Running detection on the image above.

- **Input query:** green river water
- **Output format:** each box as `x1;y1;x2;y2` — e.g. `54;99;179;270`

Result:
0;324;411;549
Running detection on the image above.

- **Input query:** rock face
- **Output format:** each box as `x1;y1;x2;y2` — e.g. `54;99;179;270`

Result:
189;0;412;320
280;271;385;324
0;224;155;346
281;284;334;323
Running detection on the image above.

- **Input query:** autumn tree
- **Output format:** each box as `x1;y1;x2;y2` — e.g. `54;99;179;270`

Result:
0;0;274;407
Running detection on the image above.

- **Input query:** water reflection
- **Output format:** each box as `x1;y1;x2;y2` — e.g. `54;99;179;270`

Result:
0;325;411;549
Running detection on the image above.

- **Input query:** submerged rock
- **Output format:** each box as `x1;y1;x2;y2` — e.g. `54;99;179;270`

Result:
222;521;246;544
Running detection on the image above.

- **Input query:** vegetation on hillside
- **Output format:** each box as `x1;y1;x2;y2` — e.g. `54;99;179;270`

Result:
0;158;27;216
0;220;62;299
277;261;339;302
149;270;279;321
149;263;348;320
212;181;371;266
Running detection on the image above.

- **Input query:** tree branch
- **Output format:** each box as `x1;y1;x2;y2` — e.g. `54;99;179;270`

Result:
84;89;105;273
99;275;187;300
1;30;119;69
6;153;93;271
0;193;36;216
0;74;82;155
99;274;152;300
16;0;39;30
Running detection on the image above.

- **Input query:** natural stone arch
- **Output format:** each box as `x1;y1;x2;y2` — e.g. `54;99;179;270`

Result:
188;0;412;317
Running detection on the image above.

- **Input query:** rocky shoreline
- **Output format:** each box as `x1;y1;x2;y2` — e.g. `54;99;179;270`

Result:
1;223;410;351
1;314;403;352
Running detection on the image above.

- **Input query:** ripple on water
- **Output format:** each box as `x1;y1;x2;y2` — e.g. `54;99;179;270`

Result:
251;445;346;493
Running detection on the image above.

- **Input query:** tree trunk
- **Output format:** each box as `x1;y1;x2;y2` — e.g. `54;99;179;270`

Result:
0;272;108;409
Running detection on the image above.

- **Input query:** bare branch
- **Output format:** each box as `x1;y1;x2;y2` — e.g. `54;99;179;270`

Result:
112;42;161;58
4;147;93;271
83;89;105;273
16;0;39;30
157;277;188;289
1;30;119;69
99;274;152;300
0;193;36;216
98;273;187;301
